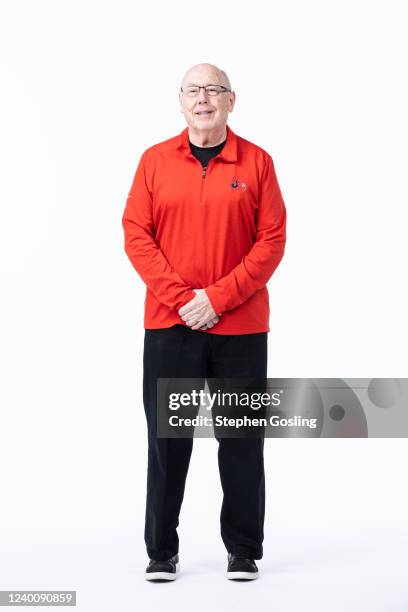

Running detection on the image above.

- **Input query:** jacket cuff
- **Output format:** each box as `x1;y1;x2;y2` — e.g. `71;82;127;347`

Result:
204;286;226;316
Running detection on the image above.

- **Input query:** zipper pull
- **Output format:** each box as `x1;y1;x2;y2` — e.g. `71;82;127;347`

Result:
202;166;207;178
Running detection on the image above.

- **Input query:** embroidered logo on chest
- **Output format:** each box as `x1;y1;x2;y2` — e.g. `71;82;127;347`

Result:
231;176;248;191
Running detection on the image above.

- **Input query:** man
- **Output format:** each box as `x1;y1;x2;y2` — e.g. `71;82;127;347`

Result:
122;63;287;581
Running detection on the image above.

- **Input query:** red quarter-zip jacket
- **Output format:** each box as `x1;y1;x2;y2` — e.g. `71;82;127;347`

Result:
122;123;286;334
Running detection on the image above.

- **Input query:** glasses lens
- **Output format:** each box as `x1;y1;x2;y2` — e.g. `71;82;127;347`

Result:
186;87;199;96
184;86;226;97
206;86;222;96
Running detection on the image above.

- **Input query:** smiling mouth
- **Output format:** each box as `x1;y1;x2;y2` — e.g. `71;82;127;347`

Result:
195;111;214;116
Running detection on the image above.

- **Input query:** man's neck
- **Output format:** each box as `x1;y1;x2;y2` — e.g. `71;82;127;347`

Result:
188;125;227;147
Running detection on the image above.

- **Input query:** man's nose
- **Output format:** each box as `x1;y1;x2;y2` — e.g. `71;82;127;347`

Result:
197;88;210;102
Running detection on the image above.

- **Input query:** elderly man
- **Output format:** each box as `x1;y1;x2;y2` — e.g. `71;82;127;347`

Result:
122;63;286;581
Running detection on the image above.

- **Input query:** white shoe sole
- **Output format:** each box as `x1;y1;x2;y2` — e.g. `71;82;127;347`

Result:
145;563;179;581
227;571;258;580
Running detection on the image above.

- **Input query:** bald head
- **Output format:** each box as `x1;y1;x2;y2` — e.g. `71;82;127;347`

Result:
180;63;232;91
179;62;236;144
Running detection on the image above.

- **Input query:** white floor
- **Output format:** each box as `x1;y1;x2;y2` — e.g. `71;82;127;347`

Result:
1;522;407;612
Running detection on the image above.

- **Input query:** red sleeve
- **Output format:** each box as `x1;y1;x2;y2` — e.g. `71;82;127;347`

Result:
204;154;286;314
122;151;196;311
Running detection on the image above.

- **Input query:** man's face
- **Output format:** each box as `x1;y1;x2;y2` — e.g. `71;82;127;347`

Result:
179;67;235;132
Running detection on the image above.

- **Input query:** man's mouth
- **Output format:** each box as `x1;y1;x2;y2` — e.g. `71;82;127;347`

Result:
195;111;214;116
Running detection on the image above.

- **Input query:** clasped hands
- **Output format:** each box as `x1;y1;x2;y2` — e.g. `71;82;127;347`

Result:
178;289;222;331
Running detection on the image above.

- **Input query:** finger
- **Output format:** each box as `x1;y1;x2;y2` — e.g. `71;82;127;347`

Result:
180;308;196;319
180;306;202;321
178;301;198;316
186;308;210;326
191;319;207;330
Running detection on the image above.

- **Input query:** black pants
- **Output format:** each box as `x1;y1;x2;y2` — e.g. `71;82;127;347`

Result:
143;324;268;561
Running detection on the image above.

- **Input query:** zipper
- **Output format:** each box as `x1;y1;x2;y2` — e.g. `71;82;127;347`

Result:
188;153;219;205
199;165;206;205
200;163;209;205
199;157;217;205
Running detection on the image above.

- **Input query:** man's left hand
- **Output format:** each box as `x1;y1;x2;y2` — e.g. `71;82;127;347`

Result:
178;289;219;330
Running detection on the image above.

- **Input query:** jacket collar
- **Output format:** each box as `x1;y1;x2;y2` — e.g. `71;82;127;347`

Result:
177;123;238;162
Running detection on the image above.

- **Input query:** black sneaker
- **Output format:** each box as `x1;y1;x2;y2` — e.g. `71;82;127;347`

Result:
145;553;179;581
226;553;259;580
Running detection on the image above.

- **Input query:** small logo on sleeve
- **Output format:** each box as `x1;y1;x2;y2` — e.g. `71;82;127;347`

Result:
231;176;248;191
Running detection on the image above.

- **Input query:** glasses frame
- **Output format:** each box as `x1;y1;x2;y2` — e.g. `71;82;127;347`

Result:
180;84;232;97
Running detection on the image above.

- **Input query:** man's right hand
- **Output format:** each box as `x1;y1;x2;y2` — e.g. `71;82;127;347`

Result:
199;314;222;331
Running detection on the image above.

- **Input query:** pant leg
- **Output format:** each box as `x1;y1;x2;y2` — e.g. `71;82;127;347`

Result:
143;325;207;561
207;332;268;560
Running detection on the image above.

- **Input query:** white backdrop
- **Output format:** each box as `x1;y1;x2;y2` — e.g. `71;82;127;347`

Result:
0;1;407;610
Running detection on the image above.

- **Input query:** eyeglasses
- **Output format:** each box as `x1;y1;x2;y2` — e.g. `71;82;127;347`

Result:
180;84;231;97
